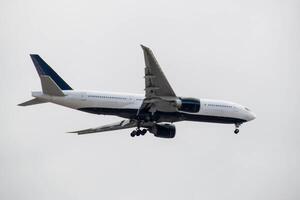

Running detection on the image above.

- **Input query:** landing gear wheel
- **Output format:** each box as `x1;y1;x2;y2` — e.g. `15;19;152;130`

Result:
141;129;147;135
234;129;239;134
136;130;141;136
130;128;147;137
130;130;136;137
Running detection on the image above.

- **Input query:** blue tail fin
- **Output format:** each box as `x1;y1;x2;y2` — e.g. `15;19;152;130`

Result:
30;54;73;90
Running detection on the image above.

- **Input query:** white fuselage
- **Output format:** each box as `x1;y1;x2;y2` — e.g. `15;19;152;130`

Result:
23;49;256;136
32;90;256;123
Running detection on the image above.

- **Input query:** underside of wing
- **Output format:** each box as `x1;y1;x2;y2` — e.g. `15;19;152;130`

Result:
68;119;137;135
138;45;179;114
141;45;176;98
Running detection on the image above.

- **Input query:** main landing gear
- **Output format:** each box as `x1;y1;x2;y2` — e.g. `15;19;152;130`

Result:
130;129;147;137
234;123;241;134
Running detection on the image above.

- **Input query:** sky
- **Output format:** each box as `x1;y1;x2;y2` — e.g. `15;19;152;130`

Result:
0;0;299;199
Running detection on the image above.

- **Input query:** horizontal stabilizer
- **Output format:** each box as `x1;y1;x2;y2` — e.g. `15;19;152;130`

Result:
18;98;47;106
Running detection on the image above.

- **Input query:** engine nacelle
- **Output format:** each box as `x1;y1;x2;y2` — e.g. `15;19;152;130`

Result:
150;124;176;138
176;97;200;113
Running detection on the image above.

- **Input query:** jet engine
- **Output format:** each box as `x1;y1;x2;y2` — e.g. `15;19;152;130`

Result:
175;97;200;113
149;124;176;138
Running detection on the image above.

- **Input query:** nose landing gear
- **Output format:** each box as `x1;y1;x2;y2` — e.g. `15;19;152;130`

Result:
234;123;241;134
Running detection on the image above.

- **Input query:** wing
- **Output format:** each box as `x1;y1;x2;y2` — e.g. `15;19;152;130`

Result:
141;45;176;98
138;45;178;114
68;119;137;135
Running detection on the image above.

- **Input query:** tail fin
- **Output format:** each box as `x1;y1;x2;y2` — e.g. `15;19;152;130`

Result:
18;98;47;106
30;55;73;96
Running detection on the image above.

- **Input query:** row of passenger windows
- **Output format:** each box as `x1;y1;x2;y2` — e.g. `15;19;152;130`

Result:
88;95;127;100
87;95;144;101
207;104;232;108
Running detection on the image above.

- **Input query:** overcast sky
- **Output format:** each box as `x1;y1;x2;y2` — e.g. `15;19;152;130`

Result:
1;0;300;199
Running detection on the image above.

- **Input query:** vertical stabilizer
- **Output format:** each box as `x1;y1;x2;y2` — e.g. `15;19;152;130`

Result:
30;54;72;96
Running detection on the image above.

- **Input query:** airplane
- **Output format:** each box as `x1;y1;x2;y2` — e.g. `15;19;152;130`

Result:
19;45;256;138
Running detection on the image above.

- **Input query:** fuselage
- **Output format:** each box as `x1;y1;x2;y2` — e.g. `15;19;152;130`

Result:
32;90;256;124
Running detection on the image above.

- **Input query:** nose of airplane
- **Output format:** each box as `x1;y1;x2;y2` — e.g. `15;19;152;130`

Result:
247;112;256;121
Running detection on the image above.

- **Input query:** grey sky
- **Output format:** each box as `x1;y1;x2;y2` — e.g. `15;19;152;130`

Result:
1;0;299;199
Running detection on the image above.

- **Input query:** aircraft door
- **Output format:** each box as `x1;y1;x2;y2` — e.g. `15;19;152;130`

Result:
80;92;87;101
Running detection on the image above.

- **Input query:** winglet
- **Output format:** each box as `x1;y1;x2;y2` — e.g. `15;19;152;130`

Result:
140;44;152;53
140;44;148;49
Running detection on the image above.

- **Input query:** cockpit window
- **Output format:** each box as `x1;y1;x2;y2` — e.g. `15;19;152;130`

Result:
245;107;251;111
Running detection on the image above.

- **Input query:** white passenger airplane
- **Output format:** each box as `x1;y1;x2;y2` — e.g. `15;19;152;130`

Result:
19;45;255;138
